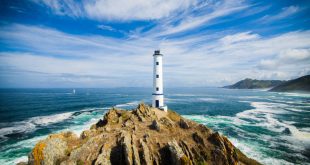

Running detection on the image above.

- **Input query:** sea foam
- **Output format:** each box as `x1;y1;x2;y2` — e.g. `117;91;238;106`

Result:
0;107;109;140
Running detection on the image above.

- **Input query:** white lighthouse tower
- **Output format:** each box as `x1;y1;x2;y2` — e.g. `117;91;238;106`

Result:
152;50;167;111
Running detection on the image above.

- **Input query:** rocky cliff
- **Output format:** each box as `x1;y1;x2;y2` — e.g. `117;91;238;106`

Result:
19;103;260;165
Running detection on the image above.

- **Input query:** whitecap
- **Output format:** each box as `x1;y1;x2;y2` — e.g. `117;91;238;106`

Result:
0;112;74;139
280;92;310;98
165;98;183;103
0;107;108;139
12;156;28;164
237;101;310;147
169;94;198;97
0;155;28;165
0;122;36;141
72;118;101;135
29;112;73;126
284;107;307;112
230;138;295;165
115;101;140;108
284;125;310;142
197;98;220;102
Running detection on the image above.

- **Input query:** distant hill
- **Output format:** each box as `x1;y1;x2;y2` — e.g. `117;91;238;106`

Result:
224;78;285;89
269;75;310;92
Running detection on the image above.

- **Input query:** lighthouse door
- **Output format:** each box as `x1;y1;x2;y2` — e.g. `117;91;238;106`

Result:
155;100;159;107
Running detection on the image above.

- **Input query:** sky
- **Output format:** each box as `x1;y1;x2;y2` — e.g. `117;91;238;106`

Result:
0;0;309;88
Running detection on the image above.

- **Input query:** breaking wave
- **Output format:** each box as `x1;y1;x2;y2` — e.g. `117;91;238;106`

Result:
183;100;310;165
0;107;108;141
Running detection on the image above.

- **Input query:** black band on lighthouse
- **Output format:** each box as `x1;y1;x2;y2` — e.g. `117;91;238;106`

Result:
152;93;164;95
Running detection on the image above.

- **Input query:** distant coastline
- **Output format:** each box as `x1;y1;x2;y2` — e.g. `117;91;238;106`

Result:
224;75;310;93
223;79;285;89
269;75;310;92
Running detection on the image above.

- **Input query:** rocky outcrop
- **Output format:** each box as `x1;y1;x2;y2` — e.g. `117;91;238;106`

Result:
179;119;190;129
150;120;161;131
21;103;261;165
168;140;189;165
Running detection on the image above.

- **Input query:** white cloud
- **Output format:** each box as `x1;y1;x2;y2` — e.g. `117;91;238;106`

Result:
258;5;300;23
85;0;197;20
1;1;308;88
31;0;249;37
220;32;260;44
258;48;310;69
258;59;276;69
32;0;84;17
97;25;115;31
279;49;310;61
150;0;249;36
32;0;198;21
1;24;310;87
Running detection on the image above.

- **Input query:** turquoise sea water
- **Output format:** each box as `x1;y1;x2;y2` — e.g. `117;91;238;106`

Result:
0;88;309;165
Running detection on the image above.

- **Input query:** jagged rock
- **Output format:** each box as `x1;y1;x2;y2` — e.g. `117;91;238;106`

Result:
179;140;194;161
131;134;141;165
104;109;121;124
124;119;133;128
143;133;150;139
121;131;133;165
81;130;93;139
179;118;190;129
105;126;111;132
159;117;173;127
138;115;146;122
67;134;104;164
212;148;229;165
22;103;261;165
150;120;161;131
94;145;111;165
198;124;212;135
134;103;156;121
282;128;291;135
28;132;78;165
209;132;242;165
192;132;204;145
168;140;191;165
222;136;239;165
42;138;67;164
92;119;106;129
140;139;152;165
208;132;226;150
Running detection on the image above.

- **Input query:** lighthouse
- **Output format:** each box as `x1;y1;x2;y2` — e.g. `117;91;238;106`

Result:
152;50;168;111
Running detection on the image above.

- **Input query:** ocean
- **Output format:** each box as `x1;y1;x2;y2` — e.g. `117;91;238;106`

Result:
0;87;309;165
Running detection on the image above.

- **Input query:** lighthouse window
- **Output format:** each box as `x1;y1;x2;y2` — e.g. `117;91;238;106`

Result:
156;87;159;91
156;62;159;65
156;75;159;78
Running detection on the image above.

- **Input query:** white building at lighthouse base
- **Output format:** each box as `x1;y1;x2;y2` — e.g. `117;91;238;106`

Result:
152;94;168;111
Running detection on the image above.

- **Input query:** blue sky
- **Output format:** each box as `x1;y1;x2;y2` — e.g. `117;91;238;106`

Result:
0;0;309;88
